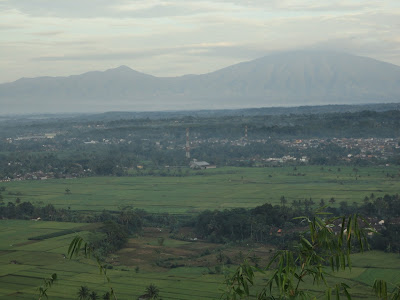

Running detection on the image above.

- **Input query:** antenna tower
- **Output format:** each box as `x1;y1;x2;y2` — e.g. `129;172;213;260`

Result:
185;128;190;159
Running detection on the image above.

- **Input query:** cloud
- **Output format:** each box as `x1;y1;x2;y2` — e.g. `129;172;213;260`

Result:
0;0;232;19
309;34;400;64
111;1;219;18
1;0;400;83
32;31;64;36
0;0;115;18
200;0;382;13
0;0;389;20
32;42;243;61
0;24;25;30
276;0;382;12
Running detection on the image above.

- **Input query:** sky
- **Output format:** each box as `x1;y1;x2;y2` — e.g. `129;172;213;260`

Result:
1;0;400;83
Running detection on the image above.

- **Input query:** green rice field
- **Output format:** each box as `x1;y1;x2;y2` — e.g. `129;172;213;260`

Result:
1;220;400;299
1;166;399;214
1;166;400;299
0;220;224;300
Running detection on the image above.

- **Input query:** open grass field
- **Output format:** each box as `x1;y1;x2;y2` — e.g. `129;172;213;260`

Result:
2;220;400;299
1;166;399;214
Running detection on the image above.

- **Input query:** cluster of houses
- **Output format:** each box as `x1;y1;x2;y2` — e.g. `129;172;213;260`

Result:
263;155;309;164
271;216;390;240
0;171;54;182
7;133;56;142
182;136;399;165
282;137;400;161
0;170;86;182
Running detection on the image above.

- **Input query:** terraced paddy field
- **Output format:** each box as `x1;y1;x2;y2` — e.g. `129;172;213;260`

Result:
0;220;226;300
2;220;400;299
1;166;399;213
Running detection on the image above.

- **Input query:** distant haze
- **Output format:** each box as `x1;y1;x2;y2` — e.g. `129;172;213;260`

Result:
1;51;400;114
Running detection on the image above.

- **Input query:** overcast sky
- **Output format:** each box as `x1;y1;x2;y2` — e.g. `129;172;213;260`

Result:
1;0;399;83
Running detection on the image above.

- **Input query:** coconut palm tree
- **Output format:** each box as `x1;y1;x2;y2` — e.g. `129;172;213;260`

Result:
88;291;99;300
145;283;160;299
280;196;287;206
77;286;90;300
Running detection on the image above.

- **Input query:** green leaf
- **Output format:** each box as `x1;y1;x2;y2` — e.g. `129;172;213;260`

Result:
340;253;346;270
347;250;351;271
325;288;332;300
336;284;340;300
373;279;388;299
346;215;352;241
343;286;352;300
339;217;346;244
336;255;340;272
301;237;313;250
243;279;249;295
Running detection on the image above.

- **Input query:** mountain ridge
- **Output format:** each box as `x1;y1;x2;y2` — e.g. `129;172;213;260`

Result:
1;51;400;113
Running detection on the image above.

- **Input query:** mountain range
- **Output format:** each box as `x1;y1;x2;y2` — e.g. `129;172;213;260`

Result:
1;51;400;114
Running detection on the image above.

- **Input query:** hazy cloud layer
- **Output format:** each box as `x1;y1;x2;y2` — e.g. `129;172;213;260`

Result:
1;0;399;83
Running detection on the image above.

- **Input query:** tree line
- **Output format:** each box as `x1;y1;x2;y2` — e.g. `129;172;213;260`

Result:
3;193;400;255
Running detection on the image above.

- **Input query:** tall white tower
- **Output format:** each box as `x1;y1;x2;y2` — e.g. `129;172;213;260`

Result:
185;128;190;159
